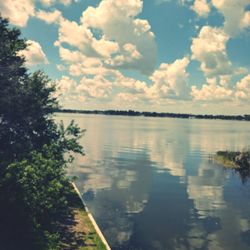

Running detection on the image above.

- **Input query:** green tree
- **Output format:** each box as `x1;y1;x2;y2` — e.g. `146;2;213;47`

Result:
0;15;83;249
0;16;64;166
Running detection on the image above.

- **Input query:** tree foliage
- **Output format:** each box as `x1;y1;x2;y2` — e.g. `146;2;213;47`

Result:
0;15;83;249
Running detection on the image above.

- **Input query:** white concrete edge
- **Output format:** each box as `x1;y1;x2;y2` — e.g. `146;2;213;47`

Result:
72;182;111;250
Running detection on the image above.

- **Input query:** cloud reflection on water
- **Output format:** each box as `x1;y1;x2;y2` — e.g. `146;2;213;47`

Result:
57;114;250;249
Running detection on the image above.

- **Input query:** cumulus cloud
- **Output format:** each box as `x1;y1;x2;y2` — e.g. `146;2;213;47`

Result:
235;74;250;101
77;75;113;99
191;26;234;77
211;0;250;36
0;0;34;27
18;40;49;66
57;46;118;77
56;19;95;54
191;78;234;101
54;75;120;107
36;9;62;24
191;74;250;102
49;0;248;108
56;18;120;60
54;0;157;76
69;63;117;77
191;0;210;17
55;76;79;105
54;56;192;108
105;43;142;68
147;57;190;99
56;75;77;95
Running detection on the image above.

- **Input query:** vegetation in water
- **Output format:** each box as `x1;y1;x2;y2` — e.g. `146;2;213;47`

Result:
214;150;250;182
0;14;93;249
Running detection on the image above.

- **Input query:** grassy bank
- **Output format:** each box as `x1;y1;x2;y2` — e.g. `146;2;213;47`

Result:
59;187;107;250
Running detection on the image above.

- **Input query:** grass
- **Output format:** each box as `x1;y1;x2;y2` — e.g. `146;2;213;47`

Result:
59;188;107;250
78;210;107;250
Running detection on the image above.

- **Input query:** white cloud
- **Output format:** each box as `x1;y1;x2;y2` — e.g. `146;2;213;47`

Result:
56;75;77;95
55;70;147;104
57;46;118;77
147;57;190;99
55;76;79;105
59;0;77;5
54;56;192;107
122;43;142;60
240;11;250;29
77;75;113;99
40;0;54;6
191;25;249;103
0;0;34;27
105;43;142;68
191;73;250;102
40;0;79;6
58;46;86;64
219;75;231;87
92;39;119;58
211;0;250;36
56;64;66;71
235;74;250;101
191;26;233;77
191;0;211;17
80;0;157;74
57;19;96;55
114;73;148;95
56;18;120;59
116;93;140;103
54;0;157;78
191;78;234;101
69;63;116;77
19;40;49;66
36;9;62;24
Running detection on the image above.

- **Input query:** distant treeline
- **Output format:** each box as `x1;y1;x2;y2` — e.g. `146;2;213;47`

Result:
56;109;250;121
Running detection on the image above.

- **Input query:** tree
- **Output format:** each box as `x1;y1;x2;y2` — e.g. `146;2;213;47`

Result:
0;15;65;166
0;15;83;249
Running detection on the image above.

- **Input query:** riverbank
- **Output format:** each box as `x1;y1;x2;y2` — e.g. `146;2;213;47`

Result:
59;183;110;250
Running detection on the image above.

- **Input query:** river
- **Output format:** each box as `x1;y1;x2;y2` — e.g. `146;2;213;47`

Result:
56;113;250;250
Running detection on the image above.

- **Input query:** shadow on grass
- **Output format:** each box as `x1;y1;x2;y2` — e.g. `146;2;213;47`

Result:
59;206;98;250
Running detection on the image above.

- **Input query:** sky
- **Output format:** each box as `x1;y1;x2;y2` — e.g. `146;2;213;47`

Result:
0;0;250;114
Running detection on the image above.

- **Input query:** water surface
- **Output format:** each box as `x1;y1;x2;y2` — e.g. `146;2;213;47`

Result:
56;113;250;250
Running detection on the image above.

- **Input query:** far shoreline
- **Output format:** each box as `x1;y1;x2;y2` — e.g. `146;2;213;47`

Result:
56;109;250;122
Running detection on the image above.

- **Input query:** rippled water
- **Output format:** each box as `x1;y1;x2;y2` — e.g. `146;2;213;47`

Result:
56;113;250;250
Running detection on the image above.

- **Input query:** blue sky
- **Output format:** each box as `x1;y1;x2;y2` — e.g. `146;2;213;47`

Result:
1;0;250;114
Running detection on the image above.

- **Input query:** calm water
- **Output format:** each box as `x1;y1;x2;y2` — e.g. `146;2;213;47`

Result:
56;113;250;250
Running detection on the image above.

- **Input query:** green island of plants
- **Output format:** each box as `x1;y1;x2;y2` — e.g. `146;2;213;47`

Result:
214;150;250;181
